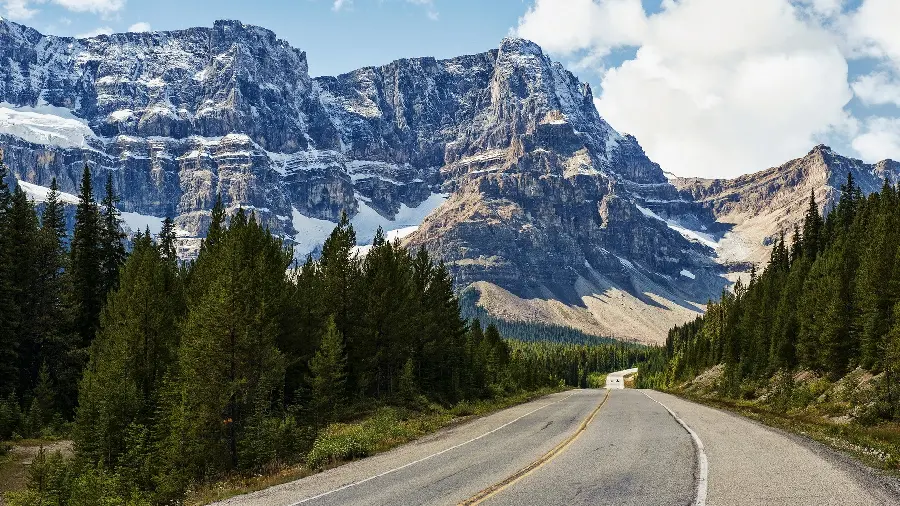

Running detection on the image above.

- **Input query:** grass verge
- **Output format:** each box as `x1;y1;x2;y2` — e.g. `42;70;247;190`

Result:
670;390;900;473
187;387;565;505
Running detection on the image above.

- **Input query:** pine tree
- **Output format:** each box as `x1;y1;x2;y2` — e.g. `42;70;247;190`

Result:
203;194;225;253
789;225;803;264
6;187;41;401
70;165;104;349
164;211;288;476
75;233;182;467
308;318;347;425
398;358;418;403
802;190;822;260
283;254;324;405
466;320;486;397
319;211;363;392
0;150;14;399
99;173;126;296
483;323;510;385
34;178;76;416
362;229;417;397
883;303;900;419
422;261;467;400
158;217;177;263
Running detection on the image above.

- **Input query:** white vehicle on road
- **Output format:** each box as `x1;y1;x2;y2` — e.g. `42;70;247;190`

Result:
605;368;638;389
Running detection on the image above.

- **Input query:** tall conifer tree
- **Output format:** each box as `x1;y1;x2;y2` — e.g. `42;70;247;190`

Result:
99;173;126;296
70;165;104;349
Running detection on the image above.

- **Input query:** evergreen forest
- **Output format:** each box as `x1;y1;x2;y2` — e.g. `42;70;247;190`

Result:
0;156;645;504
638;173;900;422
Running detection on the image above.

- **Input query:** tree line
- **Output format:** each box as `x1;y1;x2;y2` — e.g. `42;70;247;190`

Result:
638;173;900;420
0;156;125;438
459;290;627;346
0;154;644;504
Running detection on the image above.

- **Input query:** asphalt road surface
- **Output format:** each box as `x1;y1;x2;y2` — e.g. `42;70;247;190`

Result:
215;382;900;506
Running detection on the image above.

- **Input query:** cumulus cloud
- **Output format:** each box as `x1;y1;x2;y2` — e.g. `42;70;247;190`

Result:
846;0;900;64
852;117;900;162
127;21;150;32
52;0;124;16
1;0;40;20
852;72;900;107
514;0;900;177
517;0;645;57
518;0;855;178
1;0;124;20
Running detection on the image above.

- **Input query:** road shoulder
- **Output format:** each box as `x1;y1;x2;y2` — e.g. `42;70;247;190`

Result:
646;390;900;506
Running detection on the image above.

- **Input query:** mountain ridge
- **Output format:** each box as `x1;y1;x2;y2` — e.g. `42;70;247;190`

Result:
2;18;895;343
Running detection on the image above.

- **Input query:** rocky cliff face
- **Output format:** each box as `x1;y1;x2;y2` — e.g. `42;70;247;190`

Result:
674;145;900;270
0;19;743;342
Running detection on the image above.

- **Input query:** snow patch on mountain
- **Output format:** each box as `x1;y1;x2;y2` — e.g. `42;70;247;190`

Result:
352;226;420;257
290;193;448;258
16;180;79;204
119;212;165;236
0;102;95;148
352;192;449;245
636;204;720;250
291;207;336;258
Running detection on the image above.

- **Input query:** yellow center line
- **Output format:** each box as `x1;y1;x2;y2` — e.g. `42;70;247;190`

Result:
459;388;612;506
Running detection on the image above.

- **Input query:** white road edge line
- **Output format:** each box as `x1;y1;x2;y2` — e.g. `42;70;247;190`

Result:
288;391;579;505
642;391;708;506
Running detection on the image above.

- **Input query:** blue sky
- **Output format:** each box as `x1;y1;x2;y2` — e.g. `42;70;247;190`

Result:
1;1;667;82
4;0;534;76
2;0;899;178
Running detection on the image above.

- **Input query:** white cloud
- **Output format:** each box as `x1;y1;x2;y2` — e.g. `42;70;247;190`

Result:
516;0;645;56
2;0;40;20
76;25;112;38
852;117;900;161
852;72;900;107
795;0;846;18
847;0;900;65
2;0;124;20
51;0;124;15
127;21;150;32
332;0;349;11
514;0;893;177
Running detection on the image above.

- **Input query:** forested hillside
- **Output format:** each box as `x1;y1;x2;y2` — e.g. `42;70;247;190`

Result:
0;153;644;504
460;291;628;346
639;173;900;422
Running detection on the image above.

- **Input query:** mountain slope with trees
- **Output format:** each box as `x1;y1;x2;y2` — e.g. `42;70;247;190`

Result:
639;173;900;427
0;151;647;504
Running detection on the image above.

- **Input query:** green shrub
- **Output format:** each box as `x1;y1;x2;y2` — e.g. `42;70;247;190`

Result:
587;373;608;389
306;424;375;469
305;408;437;469
0;395;22;440
4;449;152;506
450;401;474;417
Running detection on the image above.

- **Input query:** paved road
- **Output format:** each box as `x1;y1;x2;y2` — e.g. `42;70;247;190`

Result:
215;384;900;506
643;391;899;506
482;389;694;506
214;389;608;506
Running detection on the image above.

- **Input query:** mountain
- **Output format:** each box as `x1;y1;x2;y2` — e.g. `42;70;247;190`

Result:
4;19;893;344
674;145;900;274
